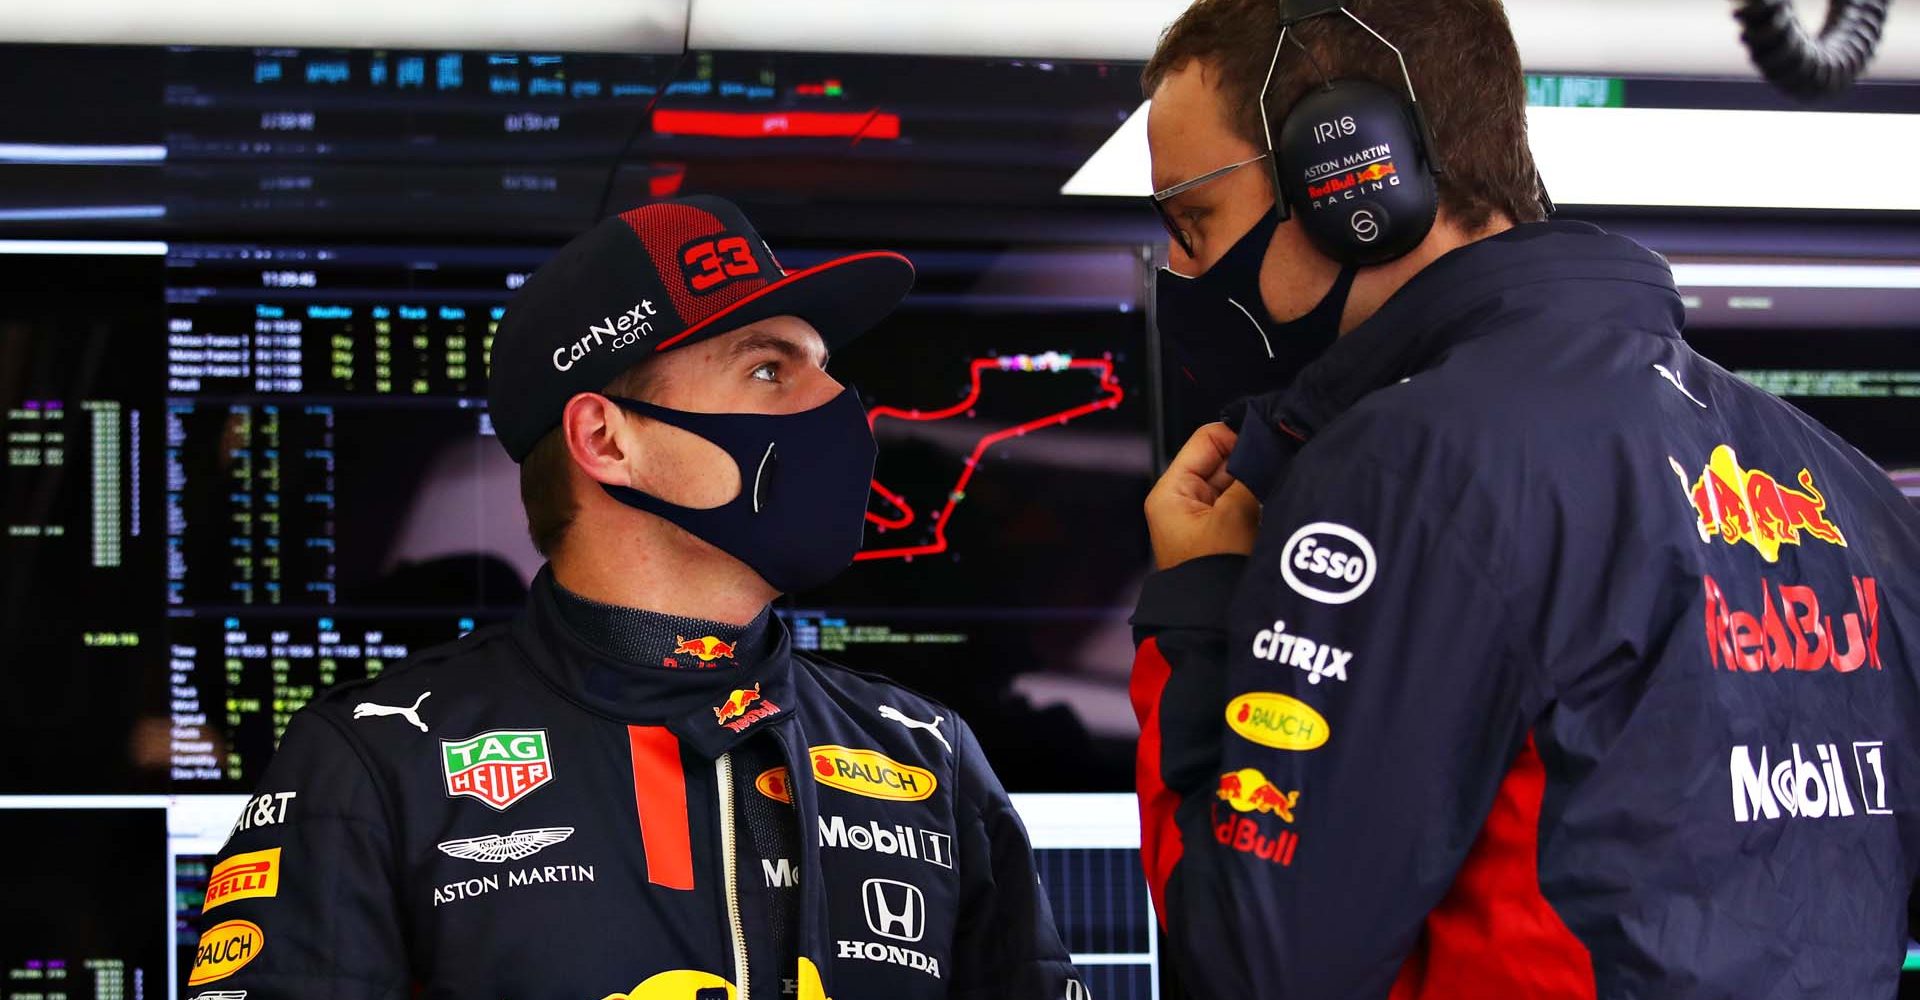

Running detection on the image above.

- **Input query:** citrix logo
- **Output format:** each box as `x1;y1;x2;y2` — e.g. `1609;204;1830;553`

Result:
552;300;658;372
1250;619;1351;685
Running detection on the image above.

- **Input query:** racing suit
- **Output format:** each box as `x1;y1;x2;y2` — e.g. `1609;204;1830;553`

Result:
190;566;1083;999
1131;220;1920;999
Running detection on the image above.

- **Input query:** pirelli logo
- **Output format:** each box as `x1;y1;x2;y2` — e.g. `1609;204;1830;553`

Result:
203;847;281;912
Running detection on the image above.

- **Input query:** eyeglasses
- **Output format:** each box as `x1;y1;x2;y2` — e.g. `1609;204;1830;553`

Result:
1147;152;1271;258
1148;5;1440;259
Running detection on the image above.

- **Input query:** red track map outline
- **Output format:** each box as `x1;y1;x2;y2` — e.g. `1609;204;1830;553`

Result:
856;356;1125;562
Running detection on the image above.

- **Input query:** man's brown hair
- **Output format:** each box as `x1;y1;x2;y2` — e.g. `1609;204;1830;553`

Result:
517;361;660;557
1143;0;1543;232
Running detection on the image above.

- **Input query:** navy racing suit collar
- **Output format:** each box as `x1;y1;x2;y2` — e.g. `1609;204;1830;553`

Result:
1227;220;1683;497
511;564;798;759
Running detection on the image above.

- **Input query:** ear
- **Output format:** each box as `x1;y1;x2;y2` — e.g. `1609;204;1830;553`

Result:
560;392;640;487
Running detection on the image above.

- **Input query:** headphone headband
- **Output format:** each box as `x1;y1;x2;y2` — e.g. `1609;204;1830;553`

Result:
1258;4;1444;192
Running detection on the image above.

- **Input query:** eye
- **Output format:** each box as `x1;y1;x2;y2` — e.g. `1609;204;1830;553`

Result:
750;361;780;383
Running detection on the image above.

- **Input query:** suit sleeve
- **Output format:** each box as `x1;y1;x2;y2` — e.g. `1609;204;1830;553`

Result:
1143;446;1536;1000
190;709;410;997
947;715;1088;1000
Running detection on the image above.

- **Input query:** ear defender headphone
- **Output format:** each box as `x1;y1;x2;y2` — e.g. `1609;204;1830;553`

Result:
1257;0;1444;266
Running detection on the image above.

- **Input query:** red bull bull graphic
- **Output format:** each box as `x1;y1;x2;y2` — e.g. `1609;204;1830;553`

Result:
1216;768;1300;823
1668;445;1846;562
1703;573;1881;673
1353;161;1396;183
714;683;761;723
674;635;738;663
713;682;781;732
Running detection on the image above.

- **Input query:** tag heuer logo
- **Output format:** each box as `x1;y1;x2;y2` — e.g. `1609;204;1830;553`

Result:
441;729;554;811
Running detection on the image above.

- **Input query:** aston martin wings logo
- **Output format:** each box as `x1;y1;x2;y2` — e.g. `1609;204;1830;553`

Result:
436;826;575;863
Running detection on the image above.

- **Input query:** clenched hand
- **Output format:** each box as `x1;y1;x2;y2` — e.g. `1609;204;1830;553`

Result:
1145;422;1261;570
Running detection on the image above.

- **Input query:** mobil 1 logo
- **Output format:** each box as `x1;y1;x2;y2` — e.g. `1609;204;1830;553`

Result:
1280;522;1376;605
1730;739;1892;823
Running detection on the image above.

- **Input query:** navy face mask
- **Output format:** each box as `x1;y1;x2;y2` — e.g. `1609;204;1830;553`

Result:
1155;207;1357;416
600;387;877;595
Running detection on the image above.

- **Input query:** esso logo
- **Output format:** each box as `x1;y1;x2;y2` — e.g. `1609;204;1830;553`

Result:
1349;208;1380;243
1280;522;1376;605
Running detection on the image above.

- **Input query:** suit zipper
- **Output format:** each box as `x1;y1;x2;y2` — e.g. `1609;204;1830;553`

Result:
717;752;750;1000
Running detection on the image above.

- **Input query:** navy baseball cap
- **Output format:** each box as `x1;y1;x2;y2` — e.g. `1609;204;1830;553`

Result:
488;195;914;462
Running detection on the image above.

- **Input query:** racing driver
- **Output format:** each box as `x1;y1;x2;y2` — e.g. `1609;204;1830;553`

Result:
189;195;1086;999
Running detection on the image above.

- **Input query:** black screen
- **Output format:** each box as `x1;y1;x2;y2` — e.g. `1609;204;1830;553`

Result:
0;805;169;998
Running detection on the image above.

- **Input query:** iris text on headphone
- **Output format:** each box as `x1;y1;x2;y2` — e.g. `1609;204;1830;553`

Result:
1312;115;1358;144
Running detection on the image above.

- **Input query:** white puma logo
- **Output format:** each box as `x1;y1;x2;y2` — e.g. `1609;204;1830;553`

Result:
878;705;952;754
352;691;431;732
1654;364;1707;409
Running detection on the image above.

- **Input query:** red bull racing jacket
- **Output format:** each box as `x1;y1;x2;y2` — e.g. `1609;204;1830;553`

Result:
1131;221;1920;999
190;567;1083;998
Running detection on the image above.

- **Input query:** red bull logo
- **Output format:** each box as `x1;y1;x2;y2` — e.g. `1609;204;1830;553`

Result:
1211;802;1299;867
1308;171;1357;199
1353;161;1396;183
714;683;762;723
713;682;780;732
1703;573;1881;673
1668;445;1846;562
675;635;738;662
1307;160;1397;200
1216;768;1300;822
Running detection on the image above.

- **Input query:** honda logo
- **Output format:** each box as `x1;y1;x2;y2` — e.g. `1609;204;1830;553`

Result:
1064;980;1092;1000
862;878;925;942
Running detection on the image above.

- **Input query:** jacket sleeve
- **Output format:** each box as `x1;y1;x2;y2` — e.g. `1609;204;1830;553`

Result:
947;715;1089;1000
1128;554;1244;930
190;709;410;997
1138;444;1537;1000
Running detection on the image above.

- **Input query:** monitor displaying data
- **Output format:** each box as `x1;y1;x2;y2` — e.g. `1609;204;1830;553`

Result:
3;235;1154;796
1685;327;1920;510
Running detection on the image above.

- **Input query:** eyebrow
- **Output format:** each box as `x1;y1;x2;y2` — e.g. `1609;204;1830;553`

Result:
729;331;827;368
